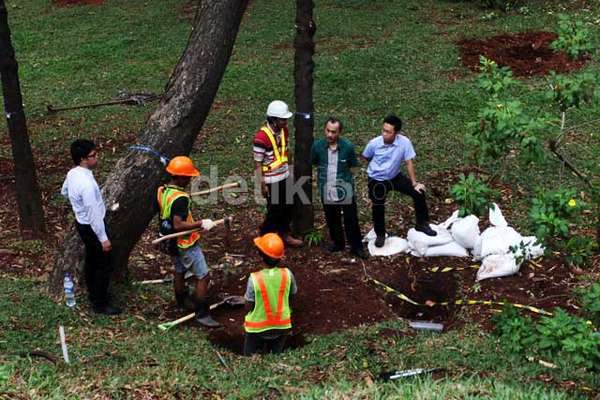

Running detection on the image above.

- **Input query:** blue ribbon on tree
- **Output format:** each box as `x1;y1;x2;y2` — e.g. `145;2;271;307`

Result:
129;144;170;166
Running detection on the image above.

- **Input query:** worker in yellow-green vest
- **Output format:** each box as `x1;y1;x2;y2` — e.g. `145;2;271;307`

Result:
243;233;297;355
156;156;220;328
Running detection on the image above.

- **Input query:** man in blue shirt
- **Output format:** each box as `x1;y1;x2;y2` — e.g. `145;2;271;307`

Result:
362;114;436;247
311;117;367;259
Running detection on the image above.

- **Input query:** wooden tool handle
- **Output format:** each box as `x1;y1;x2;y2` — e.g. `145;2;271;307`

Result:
158;312;195;330
151;218;229;244
190;182;240;197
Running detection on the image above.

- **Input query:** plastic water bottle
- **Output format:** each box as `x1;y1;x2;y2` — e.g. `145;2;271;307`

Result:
64;273;76;308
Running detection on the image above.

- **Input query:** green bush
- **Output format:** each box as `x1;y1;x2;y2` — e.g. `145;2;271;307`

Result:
546;71;597;112
477;56;518;98
304;229;324;247
468;100;550;164
579;282;600;327
494;306;600;370
564;235;598;268
528;188;582;242
536;309;599;370
492;304;537;353
551;14;593;59
450;173;497;217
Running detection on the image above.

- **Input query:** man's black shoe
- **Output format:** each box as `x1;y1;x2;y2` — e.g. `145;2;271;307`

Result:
415;223;437;237
351;247;369;260
327;243;344;253
93;305;122;316
374;235;386;248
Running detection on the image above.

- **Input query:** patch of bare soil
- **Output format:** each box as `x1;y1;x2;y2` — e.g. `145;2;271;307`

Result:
457;31;590;77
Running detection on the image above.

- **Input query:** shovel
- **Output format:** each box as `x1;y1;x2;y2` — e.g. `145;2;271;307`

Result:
157;295;245;331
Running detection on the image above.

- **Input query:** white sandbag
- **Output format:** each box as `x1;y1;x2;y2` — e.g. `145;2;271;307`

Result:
407;225;453;256
450;215;480;249
510;236;545;260
479;226;523;259
363;228;388;243
424;241;469;257
439;210;460;230
489;203;508;227
368;237;410;257
476;254;521;281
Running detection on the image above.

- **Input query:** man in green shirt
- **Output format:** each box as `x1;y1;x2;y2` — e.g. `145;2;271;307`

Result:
311;117;367;259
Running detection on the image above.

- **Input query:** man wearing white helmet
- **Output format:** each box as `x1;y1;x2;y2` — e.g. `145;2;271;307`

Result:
253;100;303;247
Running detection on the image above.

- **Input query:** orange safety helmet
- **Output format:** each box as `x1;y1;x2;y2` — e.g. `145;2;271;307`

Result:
166;156;200;177
253;233;285;259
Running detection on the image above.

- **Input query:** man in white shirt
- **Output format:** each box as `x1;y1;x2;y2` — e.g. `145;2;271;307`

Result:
61;139;121;315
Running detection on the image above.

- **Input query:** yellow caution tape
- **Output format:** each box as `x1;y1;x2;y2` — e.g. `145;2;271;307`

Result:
428;265;480;273
368;276;553;316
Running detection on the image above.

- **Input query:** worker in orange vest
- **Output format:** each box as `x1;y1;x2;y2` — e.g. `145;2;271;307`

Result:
156;156;220;327
243;233;297;355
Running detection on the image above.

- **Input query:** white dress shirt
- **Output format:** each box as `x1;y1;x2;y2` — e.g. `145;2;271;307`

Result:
61;166;108;243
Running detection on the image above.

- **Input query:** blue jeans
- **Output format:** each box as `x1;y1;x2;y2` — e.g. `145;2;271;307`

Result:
173;244;208;279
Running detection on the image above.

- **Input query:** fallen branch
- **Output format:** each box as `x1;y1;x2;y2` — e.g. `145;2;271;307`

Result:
548;139;593;188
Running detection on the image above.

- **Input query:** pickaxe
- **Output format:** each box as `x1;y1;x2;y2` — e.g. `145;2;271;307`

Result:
189;182;241;197
152;217;233;245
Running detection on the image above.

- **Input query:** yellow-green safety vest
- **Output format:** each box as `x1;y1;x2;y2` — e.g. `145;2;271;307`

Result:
244;268;292;333
157;185;200;249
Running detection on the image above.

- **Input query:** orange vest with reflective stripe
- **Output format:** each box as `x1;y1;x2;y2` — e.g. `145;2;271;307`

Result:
157;185;200;249
260;125;288;173
244;268;292;333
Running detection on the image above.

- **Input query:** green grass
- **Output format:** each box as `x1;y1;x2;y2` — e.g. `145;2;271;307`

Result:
1;0;599;397
1;278;598;399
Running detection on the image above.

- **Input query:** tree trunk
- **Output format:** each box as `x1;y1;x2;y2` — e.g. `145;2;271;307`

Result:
0;0;46;238
292;0;316;236
49;0;249;294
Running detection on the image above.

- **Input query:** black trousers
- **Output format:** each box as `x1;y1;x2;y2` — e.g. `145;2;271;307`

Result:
323;196;363;251
243;331;288;356
368;173;430;237
260;177;293;236
75;222;113;308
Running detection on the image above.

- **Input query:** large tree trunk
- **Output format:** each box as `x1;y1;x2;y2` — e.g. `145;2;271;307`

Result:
0;0;46;238
292;0;316;235
50;0;249;294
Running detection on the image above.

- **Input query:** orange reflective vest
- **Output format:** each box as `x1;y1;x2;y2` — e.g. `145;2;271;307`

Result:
244;268;292;333
157;185;200;249
260;125;288;173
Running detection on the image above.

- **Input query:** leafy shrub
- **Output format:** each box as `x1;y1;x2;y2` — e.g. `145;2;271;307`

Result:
304;229;324;247
546;71;597;112
528;188;582;242
477;56;518;97
551;14;593;59
536;309;599;370
579;282;600;327
450;173;497;217
492;304;537;353
564;235;598;267
468;100;551;163
494;306;600;370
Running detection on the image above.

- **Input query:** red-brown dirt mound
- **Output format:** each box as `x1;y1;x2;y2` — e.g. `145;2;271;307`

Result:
53;0;104;7
458;31;590;77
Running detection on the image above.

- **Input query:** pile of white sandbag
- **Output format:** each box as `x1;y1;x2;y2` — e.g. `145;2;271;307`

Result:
363;203;544;281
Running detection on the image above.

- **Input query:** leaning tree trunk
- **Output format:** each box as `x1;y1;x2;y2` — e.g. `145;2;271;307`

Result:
0;0;46;238
50;0;249;294
292;0;316;236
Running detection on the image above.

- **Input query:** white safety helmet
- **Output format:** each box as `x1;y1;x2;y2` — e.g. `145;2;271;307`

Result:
266;100;293;119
